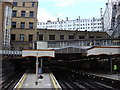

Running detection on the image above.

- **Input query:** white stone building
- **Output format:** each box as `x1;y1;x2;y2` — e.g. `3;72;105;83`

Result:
37;17;102;31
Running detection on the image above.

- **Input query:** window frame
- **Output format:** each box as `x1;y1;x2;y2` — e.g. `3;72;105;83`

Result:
32;2;35;7
13;2;17;6
49;35;55;40
11;34;16;41
23;2;25;7
69;35;74;40
79;36;85;39
12;22;16;28
12;10;17;17
30;11;34;17
38;34;43;41
20;34;24;41
60;35;64;40
21;11;26;17
29;22;33;29
20;22;25;29
28;34;33;41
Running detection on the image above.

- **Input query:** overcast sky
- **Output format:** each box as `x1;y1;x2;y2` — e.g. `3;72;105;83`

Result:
37;0;107;22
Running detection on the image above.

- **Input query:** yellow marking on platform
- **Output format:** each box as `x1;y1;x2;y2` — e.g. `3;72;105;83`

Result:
73;70;119;81
88;73;119;80
17;73;27;89
50;73;58;90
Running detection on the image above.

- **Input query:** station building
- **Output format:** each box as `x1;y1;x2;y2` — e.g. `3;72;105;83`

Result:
11;28;110;51
37;29;109;42
10;0;38;51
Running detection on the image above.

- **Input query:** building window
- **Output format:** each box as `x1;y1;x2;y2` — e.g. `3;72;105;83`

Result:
60;35;64;40
79;36;85;39
12;22;16;28
19;47;24;51
12;10;17;17
20;34;24;41
28;34;33;41
29;22;33;29
49;35;55;40
29;47;33;49
21;11;25;17
89;36;95;38
20;22;25;29
69;35;74;39
38;34;43;41
13;2;17;6
23;2;25;6
30;11;34;17
96;36;102;38
11;34;16;41
32;2;34;7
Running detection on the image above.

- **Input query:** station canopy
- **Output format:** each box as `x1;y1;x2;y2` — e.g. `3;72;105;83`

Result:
22;49;55;58
87;46;120;56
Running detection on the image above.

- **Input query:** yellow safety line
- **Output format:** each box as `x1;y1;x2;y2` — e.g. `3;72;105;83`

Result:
73;70;119;80
94;74;119;80
85;72;119;80
50;73;58;90
17;73;27;89
87;72;116;80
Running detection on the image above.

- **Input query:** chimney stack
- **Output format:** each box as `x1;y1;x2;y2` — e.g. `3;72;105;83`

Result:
57;18;59;22
78;16;80;20
66;17;68;21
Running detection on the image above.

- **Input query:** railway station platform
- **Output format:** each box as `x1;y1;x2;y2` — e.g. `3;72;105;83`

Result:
72;70;120;81
14;71;61;89
88;73;120;81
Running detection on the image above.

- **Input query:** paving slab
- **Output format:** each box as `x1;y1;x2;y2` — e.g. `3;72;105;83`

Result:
21;73;54;89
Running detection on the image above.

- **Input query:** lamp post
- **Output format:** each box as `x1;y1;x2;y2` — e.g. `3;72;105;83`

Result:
35;53;43;85
41;58;43;73
35;53;39;85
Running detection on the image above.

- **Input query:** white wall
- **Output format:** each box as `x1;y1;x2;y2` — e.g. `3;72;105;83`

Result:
37;41;48;49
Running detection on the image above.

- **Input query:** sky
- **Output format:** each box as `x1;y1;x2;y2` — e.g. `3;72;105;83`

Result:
37;0;107;22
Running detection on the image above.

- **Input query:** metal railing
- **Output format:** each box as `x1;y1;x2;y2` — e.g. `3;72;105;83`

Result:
0;50;22;56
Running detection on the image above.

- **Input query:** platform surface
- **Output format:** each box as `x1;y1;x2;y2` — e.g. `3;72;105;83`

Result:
21;73;55;89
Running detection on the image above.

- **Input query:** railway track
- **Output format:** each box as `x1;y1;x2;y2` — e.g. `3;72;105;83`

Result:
53;71;119;90
1;72;24;90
